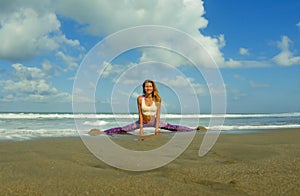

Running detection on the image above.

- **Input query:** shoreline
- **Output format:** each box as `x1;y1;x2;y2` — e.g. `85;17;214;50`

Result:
0;128;299;195
1;127;299;143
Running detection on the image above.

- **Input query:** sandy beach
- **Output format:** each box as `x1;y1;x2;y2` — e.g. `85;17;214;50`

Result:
0;129;299;195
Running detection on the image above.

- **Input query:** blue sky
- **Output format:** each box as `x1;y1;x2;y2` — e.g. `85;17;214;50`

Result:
0;0;299;113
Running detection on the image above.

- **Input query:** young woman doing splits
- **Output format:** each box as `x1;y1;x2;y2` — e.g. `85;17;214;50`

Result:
88;80;205;136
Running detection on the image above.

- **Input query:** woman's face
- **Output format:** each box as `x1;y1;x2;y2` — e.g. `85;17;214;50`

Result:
144;82;154;95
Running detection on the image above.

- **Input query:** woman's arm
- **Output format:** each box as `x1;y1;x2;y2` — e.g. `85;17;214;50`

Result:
137;96;144;135
155;99;161;135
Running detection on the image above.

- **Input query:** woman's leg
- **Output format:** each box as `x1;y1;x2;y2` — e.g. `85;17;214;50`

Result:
104;121;140;134
89;120;202;135
159;121;194;132
104;120;157;134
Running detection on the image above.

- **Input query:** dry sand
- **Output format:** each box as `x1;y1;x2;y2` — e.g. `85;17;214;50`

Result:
0;129;299;195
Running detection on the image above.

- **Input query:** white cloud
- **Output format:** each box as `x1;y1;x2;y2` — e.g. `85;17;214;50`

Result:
239;48;250;55
272;36;300;66
228;88;247;101
0;0;262;70
164;75;190;88
0;8;60;60
56;51;79;71
72;87;94;103
98;62;208;107
223;58;242;68
0;63;71;102
139;48;189;67
57;34;81;47
41;61;62;76
55;0;229;68
297;22;300;28
100;61;126;78
195;34;227;67
2;0;294;73
3;79;57;95
233;74;246;81
55;0;208;36
162;75;207;95
0;2;83;63
249;81;269;88
12;63;48;80
207;83;227;95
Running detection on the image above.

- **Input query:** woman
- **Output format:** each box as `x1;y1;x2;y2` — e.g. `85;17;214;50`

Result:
88;80;204;136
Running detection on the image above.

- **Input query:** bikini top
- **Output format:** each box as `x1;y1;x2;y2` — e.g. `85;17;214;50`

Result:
141;97;157;116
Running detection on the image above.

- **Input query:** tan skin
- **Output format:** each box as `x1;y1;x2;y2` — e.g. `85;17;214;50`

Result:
137;82;161;135
88;81;162;137
88;81;204;137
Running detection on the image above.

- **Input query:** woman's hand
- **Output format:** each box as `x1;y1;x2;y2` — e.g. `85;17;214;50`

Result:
155;129;160;135
140;128;144;135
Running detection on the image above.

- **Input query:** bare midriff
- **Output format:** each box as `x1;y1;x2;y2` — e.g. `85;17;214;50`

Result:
142;114;155;123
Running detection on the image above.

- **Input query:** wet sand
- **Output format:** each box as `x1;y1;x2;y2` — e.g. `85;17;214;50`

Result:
0;129;299;195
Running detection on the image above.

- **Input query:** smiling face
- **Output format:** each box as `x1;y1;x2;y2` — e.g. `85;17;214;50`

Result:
143;82;154;95
142;80;161;101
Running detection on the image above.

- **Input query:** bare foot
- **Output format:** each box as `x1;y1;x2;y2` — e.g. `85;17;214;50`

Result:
88;128;104;136
195;126;207;131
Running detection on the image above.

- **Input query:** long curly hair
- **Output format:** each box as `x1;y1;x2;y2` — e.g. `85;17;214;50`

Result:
142;80;161;102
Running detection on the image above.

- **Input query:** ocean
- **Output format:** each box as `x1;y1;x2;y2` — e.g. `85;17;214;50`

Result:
0;112;300;141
